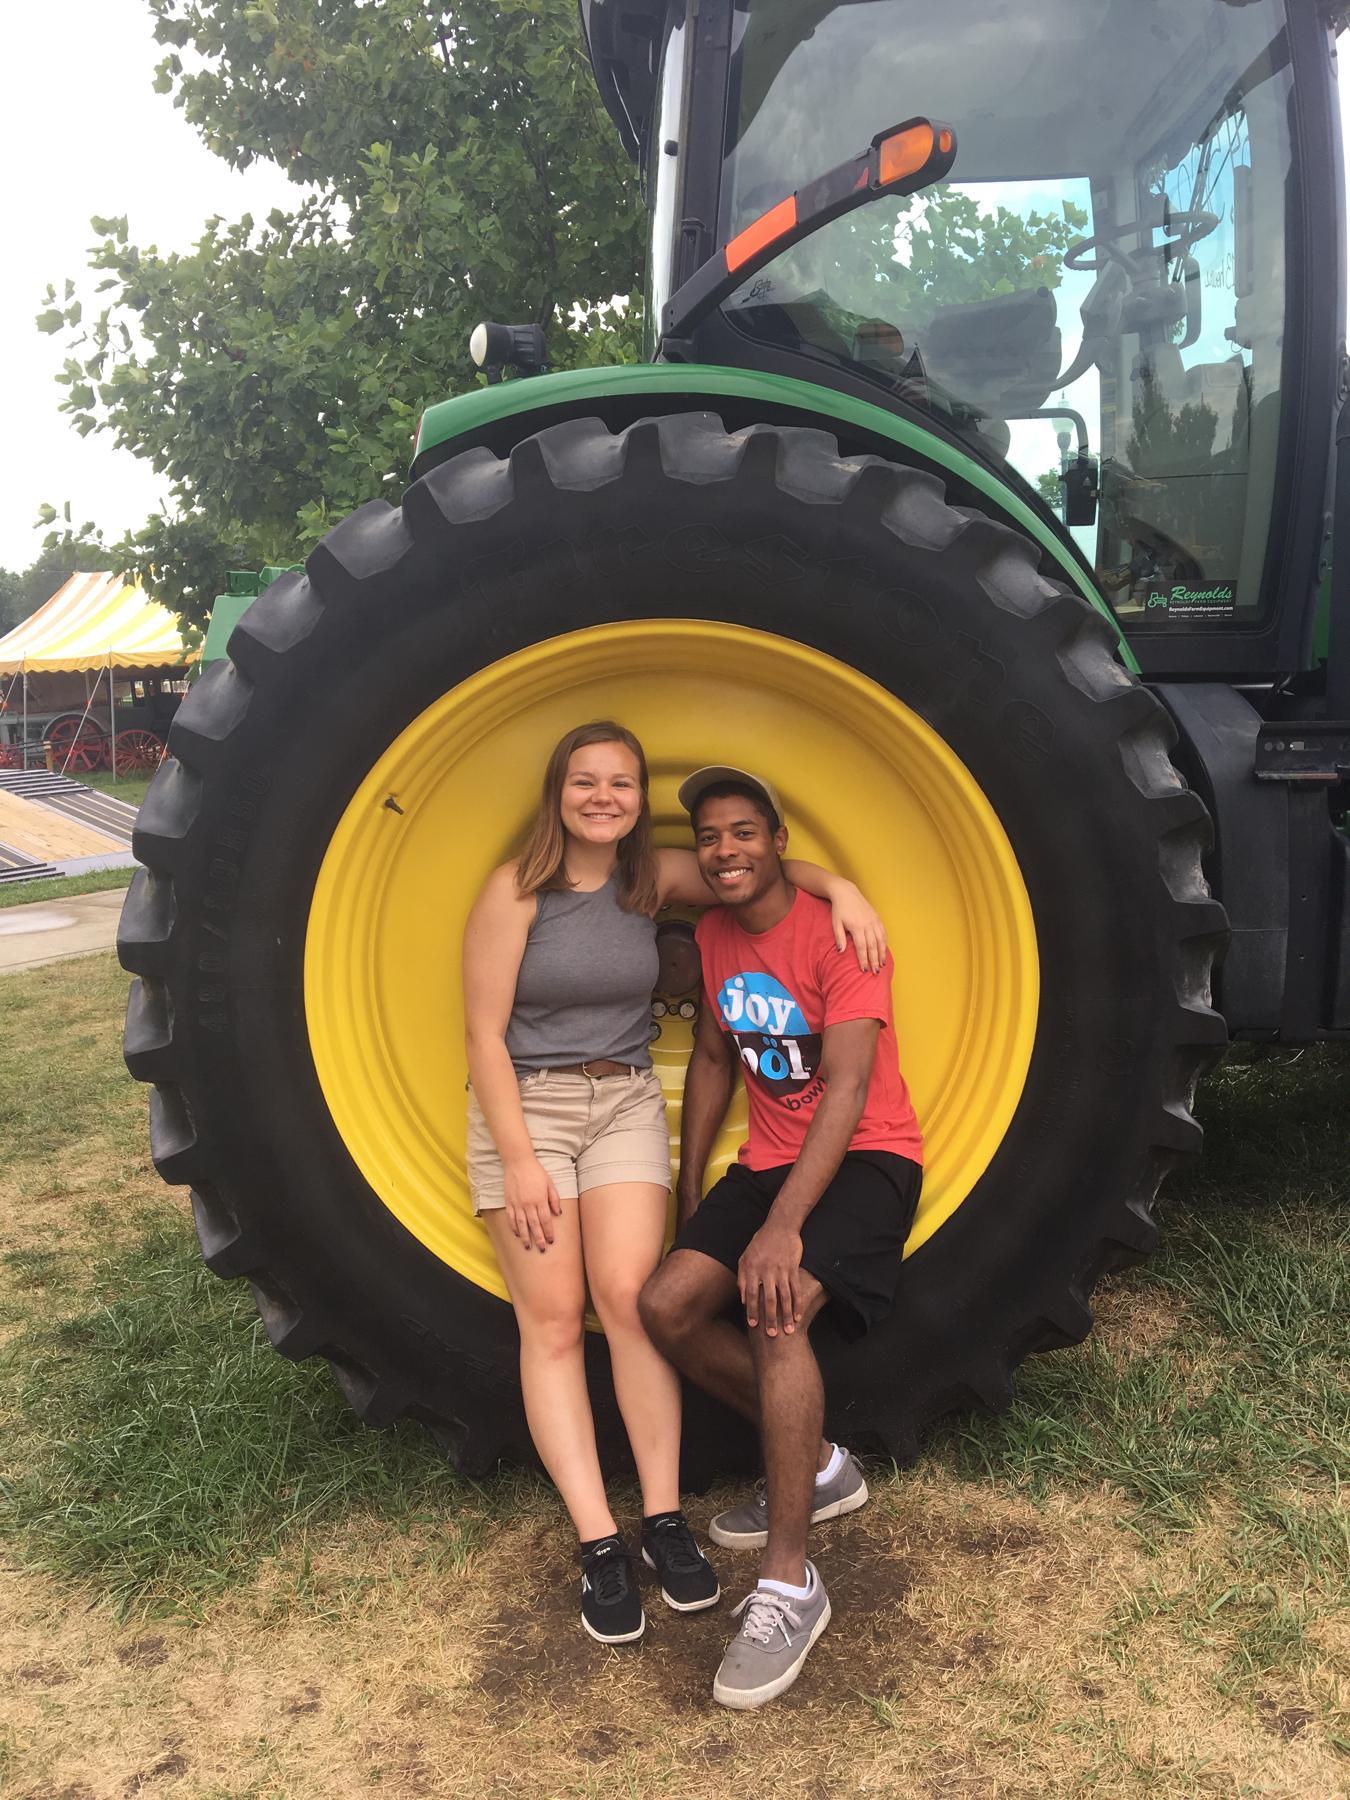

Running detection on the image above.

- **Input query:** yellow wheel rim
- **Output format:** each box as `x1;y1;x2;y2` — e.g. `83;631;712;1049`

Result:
305;620;1038;1305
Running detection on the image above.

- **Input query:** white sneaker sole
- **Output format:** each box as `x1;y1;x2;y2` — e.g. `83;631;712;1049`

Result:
640;1547;721;1611
580;1609;645;1645
708;1478;870;1549
712;1597;833;1709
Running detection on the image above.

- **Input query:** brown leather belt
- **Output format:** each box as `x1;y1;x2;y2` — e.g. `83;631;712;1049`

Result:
551;1060;640;1078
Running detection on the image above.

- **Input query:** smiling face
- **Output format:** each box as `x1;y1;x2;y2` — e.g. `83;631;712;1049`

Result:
694;791;789;910
558;740;644;847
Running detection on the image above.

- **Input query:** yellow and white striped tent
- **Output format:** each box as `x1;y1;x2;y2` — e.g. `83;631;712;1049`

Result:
0;572;186;674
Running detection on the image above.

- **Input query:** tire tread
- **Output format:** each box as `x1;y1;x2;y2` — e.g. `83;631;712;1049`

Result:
121;410;1227;1471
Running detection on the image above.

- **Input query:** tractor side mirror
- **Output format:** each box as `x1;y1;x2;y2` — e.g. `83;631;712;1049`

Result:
1063;453;1099;529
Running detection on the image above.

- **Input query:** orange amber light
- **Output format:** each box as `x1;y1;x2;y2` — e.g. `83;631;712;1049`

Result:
725;195;798;271
878;123;937;186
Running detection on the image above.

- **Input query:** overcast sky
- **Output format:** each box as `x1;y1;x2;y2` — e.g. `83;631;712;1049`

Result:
0;0;294;572
2;5;1349;578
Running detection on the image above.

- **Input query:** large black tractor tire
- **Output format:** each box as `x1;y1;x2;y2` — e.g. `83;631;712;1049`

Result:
120;414;1226;1479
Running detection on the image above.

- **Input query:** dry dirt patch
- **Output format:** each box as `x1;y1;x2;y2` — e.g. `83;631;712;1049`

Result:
472;1510;924;1720
9;1479;1343;1800
1089;1274;1188;1362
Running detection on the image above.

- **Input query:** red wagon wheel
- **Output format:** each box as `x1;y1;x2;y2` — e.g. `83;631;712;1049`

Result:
113;729;166;775
45;714;109;775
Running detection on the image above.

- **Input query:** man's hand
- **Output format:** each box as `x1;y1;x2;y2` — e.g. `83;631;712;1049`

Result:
676;1181;703;1231
738;1221;805;1337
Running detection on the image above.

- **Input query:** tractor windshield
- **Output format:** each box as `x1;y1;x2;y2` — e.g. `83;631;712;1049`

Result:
712;0;1293;627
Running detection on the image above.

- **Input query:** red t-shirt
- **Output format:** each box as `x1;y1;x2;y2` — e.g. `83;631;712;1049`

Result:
695;889;924;1170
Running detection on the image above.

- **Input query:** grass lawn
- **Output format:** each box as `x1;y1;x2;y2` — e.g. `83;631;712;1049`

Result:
79;767;155;811
0;953;1346;1797
0;866;134;911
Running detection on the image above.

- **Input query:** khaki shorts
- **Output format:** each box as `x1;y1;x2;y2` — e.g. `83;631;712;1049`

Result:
467;1067;671;1213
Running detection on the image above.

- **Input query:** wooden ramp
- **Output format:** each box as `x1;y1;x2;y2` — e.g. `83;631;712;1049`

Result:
0;771;138;843
0;789;126;865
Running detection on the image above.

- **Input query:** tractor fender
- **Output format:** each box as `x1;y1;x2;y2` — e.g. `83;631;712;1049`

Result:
412;364;1132;664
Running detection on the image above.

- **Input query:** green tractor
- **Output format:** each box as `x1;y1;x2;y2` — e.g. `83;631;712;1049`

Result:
120;0;1347;1478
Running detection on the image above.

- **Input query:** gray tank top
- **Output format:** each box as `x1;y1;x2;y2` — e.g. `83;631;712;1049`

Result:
506;875;659;1073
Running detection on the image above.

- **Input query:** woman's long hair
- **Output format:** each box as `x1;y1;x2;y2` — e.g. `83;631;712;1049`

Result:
515;720;659;915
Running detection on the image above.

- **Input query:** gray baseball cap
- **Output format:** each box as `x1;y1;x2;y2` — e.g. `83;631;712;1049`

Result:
678;765;785;828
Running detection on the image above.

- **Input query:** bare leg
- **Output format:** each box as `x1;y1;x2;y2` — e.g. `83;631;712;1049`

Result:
640;1250;834;1470
749;1281;831;1586
642;1250;756;1417
580;1181;682;1517
484;1204;615;1542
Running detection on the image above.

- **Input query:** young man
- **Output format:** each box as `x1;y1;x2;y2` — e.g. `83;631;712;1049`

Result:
639;767;923;1710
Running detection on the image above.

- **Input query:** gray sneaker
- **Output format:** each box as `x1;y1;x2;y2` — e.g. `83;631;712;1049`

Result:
712;1564;831;1709
708;1449;869;1549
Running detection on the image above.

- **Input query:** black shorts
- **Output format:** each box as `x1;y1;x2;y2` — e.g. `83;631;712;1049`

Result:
672;1151;922;1339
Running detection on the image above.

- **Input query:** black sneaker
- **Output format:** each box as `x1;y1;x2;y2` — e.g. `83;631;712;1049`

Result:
641;1512;721;1612
579;1536;645;1644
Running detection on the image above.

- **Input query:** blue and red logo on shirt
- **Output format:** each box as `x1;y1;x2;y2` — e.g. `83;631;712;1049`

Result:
696;890;923;1169
716;971;822;1102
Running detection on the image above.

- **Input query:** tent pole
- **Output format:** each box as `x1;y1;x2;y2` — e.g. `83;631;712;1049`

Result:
109;654;117;780
0;669;18;763
60;668;104;778
22;664;27;771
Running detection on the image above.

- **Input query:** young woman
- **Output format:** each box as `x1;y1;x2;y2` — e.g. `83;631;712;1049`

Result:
461;720;885;1645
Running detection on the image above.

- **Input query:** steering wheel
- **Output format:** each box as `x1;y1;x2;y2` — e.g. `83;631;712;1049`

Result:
1064;209;1220;274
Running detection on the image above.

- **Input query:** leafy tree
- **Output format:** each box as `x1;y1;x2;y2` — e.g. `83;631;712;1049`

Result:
748;185;1089;337
1126;369;1220;476
39;0;643;629
0;569;23;640
886;188;1088;318
1035;467;1066;512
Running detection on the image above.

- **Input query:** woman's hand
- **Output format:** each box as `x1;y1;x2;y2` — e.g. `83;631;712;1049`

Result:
780;861;887;973
503;1156;563;1251
829;882;887;974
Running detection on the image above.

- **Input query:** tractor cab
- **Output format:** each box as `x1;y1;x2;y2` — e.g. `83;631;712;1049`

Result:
585;0;1340;683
